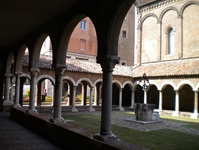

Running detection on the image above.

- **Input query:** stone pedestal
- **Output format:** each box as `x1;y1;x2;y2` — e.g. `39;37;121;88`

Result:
134;103;156;121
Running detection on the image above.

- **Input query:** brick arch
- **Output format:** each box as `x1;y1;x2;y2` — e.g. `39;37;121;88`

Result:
62;76;76;86
148;80;160;90
159;6;180;21
160;80;177;90
180;0;199;15
177;80;195;90
36;75;55;85
112;80;122;89
21;73;31;80
122;81;133;89
93;79;102;86
140;13;159;25
76;77;93;87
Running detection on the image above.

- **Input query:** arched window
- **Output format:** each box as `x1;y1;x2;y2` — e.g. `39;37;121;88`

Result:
168;28;175;54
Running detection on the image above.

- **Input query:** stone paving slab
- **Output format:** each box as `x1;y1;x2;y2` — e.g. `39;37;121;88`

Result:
0;112;63;150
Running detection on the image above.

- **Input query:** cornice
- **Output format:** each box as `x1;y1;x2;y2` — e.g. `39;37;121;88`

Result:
138;0;183;14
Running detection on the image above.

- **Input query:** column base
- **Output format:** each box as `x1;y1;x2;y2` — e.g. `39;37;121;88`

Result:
72;107;78;112
13;104;21;108
129;105;134;109
26;108;38;114
89;107;95;112
49;117;66;124
117;106;124;111
3;100;14;105
191;113;199;119
172;111;179;117
93;133;117;142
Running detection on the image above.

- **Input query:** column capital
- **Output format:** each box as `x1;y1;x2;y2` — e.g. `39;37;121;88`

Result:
30;68;40;77
15;72;22;78
54;64;66;76
97;55;119;72
4;73;12;78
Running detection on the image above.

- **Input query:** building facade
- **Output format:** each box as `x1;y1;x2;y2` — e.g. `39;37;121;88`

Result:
133;0;199;118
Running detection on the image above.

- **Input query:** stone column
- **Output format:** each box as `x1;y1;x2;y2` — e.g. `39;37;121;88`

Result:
117;88;124;111
72;86;78;112
94;56;118;142
129;88;135;109
13;72;21;107
81;84;84;105
89;87;95;111
144;89;147;104
10;78;15;103
158;90;163;114
3;73;13;105
27;69;39;113
191;90;198;119
173;90;179;117
50;66;65;123
94;86;97;105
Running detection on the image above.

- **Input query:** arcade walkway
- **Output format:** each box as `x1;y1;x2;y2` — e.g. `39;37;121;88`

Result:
0;112;63;150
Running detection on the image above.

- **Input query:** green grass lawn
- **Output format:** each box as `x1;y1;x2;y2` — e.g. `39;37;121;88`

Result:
63;111;199;150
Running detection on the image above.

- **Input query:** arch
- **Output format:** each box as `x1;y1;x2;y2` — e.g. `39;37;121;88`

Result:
195;82;199;91
5;51;14;73
177;80;194;90
160;80;176;90
36;75;55;85
76;78;93;87
93;79;102;86
179;84;194;112
180;1;199;15
148;80;159;90
122;81;133;89
62;76;76;86
148;84;159;108
15;44;27;72
159;6;180;21
29;33;49;69
162;84;175;111
55;14;88;65
141;13;159;25
112;80;122;89
21;73;31;80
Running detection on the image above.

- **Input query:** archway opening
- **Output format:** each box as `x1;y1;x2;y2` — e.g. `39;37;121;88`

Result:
122;84;131;106
163;85;175;110
148;85;159;109
179;84;194;112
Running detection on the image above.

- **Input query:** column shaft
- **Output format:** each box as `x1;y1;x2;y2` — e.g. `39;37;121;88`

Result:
50;67;65;123
159;90;163;113
89;87;95;111
13;72;21;107
27;69;39;113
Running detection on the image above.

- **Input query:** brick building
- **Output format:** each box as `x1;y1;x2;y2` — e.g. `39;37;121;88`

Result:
133;0;199;118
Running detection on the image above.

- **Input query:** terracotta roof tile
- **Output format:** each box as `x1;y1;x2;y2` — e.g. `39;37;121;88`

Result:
22;55;132;77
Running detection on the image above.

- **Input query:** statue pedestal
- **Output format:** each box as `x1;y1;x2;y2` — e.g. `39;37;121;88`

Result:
134;103;156;121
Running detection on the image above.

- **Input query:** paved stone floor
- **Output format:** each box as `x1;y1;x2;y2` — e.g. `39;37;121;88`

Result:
0;112;63;150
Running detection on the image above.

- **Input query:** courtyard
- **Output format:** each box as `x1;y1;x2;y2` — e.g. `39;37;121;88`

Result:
60;110;199;150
